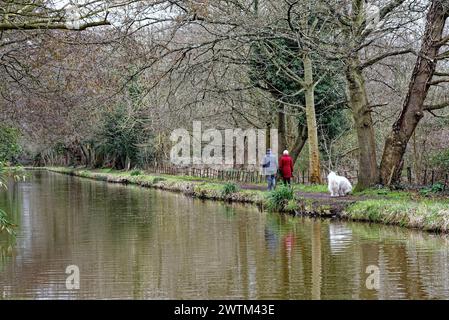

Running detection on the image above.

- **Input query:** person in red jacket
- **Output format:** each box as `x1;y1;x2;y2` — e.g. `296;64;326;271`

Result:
279;150;294;186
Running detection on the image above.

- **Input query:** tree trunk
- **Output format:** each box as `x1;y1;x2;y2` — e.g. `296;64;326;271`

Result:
126;155;131;171
290;124;308;166
345;57;378;190
80;145;89;167
380;0;447;186
278;103;287;155
303;53;322;184
266;121;271;150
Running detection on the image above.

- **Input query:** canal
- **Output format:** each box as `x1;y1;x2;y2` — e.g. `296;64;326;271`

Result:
1;171;448;299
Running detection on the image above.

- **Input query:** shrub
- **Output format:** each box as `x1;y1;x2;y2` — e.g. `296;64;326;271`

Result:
152;177;166;184
0;163;15;235
420;183;445;196
0;126;22;163
222;182;239;197
266;185;294;212
285;199;299;212
130;170;142;176
0;209;16;236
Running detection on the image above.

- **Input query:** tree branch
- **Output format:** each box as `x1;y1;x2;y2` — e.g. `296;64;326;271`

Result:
437;34;449;46
427;109;449;118
435;72;449;77
0;20;111;31
361;49;414;69
436;50;449;60
429;78;449;86
379;0;407;20
424;101;449;111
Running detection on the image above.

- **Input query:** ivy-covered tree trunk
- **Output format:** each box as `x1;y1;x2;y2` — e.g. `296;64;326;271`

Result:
380;0;448;186
303;53;322;184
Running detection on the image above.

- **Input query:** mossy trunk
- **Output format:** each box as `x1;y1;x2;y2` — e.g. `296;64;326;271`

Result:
304;53;322;184
345;57;378;191
278;103;287;155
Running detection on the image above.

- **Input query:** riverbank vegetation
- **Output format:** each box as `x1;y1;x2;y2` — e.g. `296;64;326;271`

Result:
0;126;21;233
43;167;449;233
344;199;449;232
0;164;15;235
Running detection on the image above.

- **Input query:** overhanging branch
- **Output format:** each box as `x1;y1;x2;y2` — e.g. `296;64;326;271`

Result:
0;19;111;31
361;49;414;69
429;78;449;86
436;50;449;60
424;101;449;111
379;0;407;20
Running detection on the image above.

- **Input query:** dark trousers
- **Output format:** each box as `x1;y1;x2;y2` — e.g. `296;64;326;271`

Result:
283;177;291;186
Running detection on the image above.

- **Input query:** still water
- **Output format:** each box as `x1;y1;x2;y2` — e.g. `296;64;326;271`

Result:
1;171;449;299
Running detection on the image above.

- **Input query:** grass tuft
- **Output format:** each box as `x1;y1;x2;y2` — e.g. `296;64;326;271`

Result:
266;185;295;212
222;182;239;197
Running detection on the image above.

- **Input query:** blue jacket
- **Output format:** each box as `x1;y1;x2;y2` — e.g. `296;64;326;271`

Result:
262;152;278;175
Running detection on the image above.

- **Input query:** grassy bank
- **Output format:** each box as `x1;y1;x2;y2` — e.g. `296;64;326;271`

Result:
39;167;449;233
343;199;449;232
44;167;268;205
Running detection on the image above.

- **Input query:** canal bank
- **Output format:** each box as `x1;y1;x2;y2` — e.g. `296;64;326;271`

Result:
40;167;449;233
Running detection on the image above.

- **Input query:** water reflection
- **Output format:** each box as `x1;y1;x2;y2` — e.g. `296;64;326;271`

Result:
0;171;449;299
329;223;353;254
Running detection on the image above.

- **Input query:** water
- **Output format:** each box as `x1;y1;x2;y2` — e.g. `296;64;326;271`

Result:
1;171;449;300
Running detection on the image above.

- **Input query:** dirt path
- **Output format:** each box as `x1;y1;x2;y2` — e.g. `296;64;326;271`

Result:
236;183;371;213
156;174;374;211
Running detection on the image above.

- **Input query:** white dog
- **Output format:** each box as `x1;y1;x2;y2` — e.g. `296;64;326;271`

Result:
328;171;352;197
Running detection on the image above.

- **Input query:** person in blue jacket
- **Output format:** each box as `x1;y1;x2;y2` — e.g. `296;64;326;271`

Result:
261;149;278;191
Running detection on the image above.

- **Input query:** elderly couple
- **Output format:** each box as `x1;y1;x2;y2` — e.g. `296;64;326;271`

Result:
261;149;294;191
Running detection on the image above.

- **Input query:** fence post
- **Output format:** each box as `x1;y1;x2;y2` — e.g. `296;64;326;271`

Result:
423;169;427;186
444;173;448;192
431;170;435;185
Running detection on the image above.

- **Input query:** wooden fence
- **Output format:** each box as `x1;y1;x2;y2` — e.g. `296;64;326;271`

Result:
405;166;449;188
146;165;359;185
146;164;448;188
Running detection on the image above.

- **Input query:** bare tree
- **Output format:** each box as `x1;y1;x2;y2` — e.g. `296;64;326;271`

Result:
380;0;449;185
